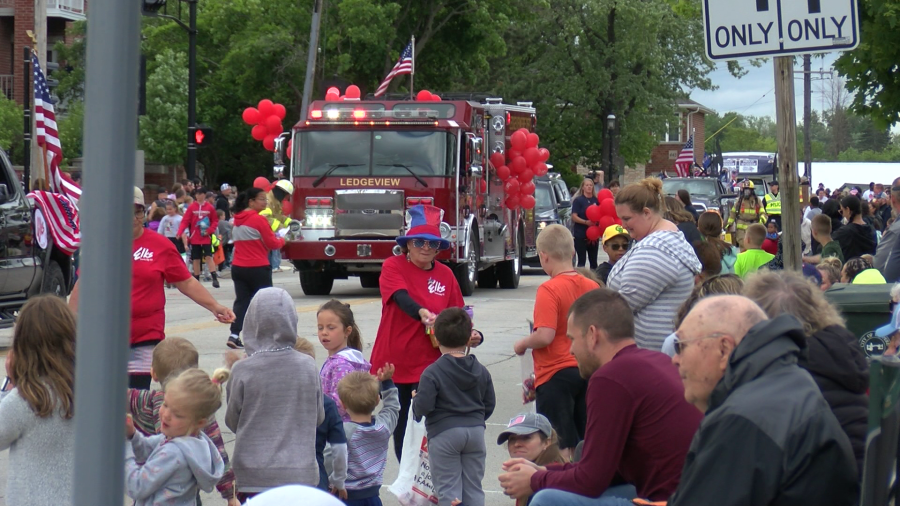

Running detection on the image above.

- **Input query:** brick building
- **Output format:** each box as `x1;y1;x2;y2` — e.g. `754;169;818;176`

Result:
0;0;85;105
645;99;714;177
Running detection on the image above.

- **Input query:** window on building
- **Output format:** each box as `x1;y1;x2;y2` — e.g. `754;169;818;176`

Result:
658;113;683;143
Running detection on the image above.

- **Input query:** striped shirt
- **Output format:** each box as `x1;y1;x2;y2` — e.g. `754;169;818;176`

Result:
343;382;400;495
608;230;701;351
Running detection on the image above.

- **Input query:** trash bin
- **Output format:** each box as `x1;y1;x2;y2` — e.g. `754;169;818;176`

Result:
823;283;893;358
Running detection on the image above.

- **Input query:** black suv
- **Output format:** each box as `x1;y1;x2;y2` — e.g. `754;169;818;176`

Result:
526;173;572;266
0;150;71;325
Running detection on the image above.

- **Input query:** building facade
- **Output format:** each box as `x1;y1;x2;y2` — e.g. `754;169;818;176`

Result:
644;99;713;177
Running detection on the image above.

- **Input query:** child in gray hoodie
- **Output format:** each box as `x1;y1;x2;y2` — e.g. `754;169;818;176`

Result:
413;307;496;506
225;287;325;500
124;368;228;506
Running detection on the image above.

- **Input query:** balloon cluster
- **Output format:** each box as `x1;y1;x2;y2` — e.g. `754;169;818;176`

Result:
325;85;362;102
584;189;620;242
415;89;441;101
243;99;291;154
488;128;550;210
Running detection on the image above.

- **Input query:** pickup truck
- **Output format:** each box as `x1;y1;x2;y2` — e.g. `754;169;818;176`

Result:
662;177;737;224
0;150;72;325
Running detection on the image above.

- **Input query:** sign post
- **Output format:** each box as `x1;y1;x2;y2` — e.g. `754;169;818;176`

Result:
702;0;859;271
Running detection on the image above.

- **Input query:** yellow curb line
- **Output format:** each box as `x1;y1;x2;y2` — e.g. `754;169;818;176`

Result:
163;297;381;335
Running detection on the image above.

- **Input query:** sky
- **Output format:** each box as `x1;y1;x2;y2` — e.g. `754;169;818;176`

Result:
689;53;840;121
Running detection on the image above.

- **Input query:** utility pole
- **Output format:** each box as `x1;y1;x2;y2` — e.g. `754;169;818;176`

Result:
803;55;812;181
186;0;197;181
300;0;323;121
774;56;801;271
30;0;46;189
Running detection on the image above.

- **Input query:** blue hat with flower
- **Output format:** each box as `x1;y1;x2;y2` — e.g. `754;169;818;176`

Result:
397;205;450;250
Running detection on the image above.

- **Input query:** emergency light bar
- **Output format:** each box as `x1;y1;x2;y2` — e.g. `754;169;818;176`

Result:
304;120;440;127
308;107;441;121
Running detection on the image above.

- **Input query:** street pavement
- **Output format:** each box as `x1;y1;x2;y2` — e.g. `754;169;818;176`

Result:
0;264;564;506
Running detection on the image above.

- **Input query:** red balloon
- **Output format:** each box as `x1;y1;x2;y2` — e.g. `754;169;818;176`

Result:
521;195;536;210
433;95;442;101
517;168;534;183
265;115;283;135
510;130;528;150
253;177;271;190
251;124;267;141
508;149;523;160
242;107;261;125
538;147;550;162
599;198;617;218
257;99;274;118
597;188;614;203
523;147;541;167
496;165;510;180
586;226;602;242
505;196;520;209
510;156;527;174
272;103;286;120
479;179;487;192
345;85;361;99
532;162;549;177
490;152;505;169
286;139;293;158
327;86;340;96
597;215;616;232
504;178;520;194
615;217;623;225
526;133;539;148
325;90;340;102
416;90;433;101
585;204;602;222
263;135;276;151
520;181;535;195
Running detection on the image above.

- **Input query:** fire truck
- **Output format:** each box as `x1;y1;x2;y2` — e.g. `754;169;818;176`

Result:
273;94;539;296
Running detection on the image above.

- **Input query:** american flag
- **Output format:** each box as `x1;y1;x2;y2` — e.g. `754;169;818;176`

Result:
674;134;694;178
28;52;80;255
374;42;413;97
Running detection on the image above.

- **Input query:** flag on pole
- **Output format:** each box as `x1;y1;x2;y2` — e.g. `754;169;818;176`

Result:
28;52;80;255
374;42;414;97
674;134;694;178
32;52;80;204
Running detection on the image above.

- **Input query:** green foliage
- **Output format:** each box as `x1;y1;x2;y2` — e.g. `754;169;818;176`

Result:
139;49;189;165
53;21;86;111
0;95;23;164
57;100;84;162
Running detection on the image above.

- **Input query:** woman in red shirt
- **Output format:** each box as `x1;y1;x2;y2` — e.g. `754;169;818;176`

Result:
370;204;484;460
227;187;285;349
69;187;235;389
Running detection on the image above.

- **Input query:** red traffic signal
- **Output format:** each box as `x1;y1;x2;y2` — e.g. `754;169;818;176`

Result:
191;125;213;147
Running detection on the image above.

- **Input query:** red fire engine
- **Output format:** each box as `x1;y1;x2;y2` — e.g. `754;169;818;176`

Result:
273;94;538;296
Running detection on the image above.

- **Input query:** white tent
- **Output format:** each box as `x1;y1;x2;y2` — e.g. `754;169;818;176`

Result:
799;162;900;192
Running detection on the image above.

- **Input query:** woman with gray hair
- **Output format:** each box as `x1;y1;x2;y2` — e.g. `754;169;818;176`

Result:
743;271;868;474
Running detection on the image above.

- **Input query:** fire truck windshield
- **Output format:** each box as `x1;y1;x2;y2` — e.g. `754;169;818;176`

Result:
297;130;454;178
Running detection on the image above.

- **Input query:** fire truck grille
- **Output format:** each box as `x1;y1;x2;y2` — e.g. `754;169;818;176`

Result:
334;189;405;237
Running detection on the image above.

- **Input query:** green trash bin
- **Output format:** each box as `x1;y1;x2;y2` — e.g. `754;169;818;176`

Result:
823;283;894;358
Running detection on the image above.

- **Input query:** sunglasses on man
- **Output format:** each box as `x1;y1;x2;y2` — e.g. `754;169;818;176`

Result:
411;239;442;250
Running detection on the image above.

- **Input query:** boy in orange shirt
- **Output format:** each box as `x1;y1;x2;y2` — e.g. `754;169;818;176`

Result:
514;224;599;459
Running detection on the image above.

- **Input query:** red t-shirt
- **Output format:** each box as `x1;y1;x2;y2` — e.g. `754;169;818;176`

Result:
177;201;218;245
369;255;464;384
531;345;703;500
532;274;599;387
131;230;192;345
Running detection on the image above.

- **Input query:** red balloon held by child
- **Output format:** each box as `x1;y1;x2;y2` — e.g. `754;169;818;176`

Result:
597;215;616;232
599;198;617;218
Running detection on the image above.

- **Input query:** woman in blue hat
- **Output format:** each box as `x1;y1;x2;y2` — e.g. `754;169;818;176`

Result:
370;204;469;460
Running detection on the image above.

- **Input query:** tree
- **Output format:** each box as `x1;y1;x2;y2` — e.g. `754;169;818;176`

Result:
57;100;84;163
0;96;23;163
139;49;189;165
53;21;86;112
834;0;900;127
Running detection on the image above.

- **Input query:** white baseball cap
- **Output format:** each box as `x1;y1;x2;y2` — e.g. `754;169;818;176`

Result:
220;183;231;191
133;187;145;207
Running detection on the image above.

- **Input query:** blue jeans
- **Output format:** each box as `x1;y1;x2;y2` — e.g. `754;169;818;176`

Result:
269;248;282;269
530;485;637;506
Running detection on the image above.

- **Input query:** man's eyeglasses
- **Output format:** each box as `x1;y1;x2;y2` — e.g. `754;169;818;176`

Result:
673;332;729;355
607;243;629;252
411;239;442;250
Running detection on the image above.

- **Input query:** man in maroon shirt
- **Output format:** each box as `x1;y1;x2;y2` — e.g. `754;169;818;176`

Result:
499;288;702;506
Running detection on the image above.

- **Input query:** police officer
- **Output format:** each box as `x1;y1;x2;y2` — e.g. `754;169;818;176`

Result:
763;181;782;231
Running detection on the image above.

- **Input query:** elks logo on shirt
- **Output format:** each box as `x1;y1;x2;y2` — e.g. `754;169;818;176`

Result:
427;277;446;296
133;247;154;262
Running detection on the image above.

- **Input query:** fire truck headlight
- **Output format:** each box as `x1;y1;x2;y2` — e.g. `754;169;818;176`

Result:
304;210;334;228
440;222;451;239
326;109;340;120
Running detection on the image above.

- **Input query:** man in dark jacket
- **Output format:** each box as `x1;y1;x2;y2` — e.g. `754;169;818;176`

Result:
216;183;232;221
671;296;859;506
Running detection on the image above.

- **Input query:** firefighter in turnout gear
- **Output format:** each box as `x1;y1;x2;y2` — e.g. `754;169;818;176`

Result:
260;179;294;232
762;180;782;231
726;179;767;248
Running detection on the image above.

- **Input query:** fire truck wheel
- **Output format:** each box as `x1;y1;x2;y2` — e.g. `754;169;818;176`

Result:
359;273;380;289
477;266;498;289
299;271;335;296
454;232;478;297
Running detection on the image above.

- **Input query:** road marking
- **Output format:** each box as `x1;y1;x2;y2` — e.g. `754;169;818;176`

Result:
163;297;380;335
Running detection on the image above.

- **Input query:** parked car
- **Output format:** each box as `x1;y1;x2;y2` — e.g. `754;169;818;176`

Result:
662;177;736;223
526;173;571;266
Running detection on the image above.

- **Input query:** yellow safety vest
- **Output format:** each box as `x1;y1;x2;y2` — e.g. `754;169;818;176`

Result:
765;193;781;215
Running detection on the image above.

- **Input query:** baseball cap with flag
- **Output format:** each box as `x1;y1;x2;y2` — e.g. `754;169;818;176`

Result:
602;224;630;245
397;205;449;250
497;412;553;444
876;303;900;338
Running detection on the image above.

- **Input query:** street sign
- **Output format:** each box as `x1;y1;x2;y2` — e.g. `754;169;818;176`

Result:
702;0;859;61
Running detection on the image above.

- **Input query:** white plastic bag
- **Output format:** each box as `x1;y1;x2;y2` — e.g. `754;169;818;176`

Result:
389;406;439;505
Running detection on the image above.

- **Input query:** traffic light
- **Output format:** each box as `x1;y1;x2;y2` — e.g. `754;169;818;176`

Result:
191;124;213;147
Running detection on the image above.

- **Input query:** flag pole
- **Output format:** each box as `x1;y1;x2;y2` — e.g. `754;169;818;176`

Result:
409;36;415;100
